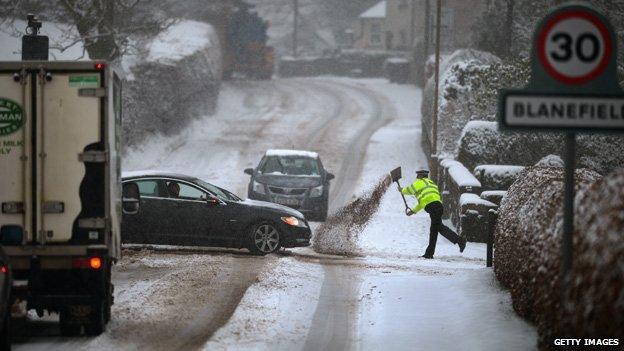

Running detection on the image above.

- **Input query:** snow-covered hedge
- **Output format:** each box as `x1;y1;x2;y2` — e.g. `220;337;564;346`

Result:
473;165;524;191
122;20;221;146
421;49;501;158
492;167;624;348
458;121;624;175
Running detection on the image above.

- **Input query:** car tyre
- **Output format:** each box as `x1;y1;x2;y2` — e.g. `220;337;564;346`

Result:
248;222;281;255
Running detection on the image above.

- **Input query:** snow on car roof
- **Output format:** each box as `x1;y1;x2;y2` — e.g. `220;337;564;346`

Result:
265;149;319;158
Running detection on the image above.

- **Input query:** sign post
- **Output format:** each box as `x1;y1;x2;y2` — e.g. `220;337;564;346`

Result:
498;4;624;292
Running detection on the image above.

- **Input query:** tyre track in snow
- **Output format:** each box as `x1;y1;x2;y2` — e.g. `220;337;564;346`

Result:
293;79;397;351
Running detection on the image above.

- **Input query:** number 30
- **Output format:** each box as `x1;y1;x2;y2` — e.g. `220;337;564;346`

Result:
550;32;600;62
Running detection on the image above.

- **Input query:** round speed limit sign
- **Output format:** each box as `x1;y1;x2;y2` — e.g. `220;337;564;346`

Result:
537;9;613;85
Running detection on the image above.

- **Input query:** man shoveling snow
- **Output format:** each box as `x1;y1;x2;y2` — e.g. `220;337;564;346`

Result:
398;169;466;259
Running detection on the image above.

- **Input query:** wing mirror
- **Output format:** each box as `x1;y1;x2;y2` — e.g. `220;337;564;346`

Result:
326;172;335;181
122;182;141;215
244;168;254;175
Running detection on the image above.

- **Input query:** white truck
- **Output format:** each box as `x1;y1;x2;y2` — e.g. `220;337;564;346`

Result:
0;61;139;335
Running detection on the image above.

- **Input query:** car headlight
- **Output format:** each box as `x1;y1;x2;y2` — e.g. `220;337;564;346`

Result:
253;181;266;195
310;185;323;197
281;216;307;227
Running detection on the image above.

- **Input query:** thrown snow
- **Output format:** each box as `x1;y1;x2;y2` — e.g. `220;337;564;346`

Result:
265;149;319;158
147;20;214;63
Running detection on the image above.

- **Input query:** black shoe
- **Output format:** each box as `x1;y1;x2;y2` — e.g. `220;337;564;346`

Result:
421;254;433;259
458;237;466;253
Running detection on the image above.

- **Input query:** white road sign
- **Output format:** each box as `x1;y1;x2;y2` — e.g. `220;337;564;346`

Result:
505;95;624;128
499;5;624;131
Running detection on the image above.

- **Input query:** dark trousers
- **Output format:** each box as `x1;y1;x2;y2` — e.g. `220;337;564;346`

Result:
424;201;460;256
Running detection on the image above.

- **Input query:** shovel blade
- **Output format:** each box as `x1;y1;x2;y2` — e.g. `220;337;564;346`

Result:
390;167;402;182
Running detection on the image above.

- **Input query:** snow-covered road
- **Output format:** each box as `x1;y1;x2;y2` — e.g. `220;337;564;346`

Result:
14;77;536;350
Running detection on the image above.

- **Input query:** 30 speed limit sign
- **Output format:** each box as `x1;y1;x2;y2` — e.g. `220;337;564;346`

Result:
537;9;612;85
499;5;624;132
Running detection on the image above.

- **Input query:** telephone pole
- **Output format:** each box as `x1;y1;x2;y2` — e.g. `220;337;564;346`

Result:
431;0;442;178
293;0;299;57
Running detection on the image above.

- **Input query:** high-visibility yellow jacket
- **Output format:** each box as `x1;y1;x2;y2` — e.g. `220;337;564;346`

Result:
401;177;442;213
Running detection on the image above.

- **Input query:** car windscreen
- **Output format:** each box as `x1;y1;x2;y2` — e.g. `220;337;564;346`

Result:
259;156;320;176
195;179;241;202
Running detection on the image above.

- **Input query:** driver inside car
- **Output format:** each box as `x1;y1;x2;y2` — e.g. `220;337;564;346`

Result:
167;181;180;198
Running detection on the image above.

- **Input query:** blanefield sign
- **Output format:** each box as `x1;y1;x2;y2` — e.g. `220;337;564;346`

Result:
498;4;624;132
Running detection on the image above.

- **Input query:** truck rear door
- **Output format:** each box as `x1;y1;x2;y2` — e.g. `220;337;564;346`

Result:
41;69;103;243
0;69;32;244
0;64;105;245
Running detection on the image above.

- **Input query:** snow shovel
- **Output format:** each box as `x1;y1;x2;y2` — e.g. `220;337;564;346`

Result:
390;167;413;216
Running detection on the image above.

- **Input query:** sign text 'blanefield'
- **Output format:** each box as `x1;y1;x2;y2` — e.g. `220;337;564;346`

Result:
505;95;624;128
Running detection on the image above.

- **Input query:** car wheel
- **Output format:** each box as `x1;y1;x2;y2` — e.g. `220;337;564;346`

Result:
248;222;281;255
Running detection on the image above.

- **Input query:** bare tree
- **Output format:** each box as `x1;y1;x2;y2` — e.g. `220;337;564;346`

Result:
0;0;173;60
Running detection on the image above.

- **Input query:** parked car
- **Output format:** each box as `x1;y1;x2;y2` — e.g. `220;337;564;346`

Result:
245;150;334;221
0;247;11;350
121;171;311;255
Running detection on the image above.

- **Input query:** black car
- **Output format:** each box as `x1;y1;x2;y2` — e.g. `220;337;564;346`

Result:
245;150;334;221
0;247;11;350
121;171;311;255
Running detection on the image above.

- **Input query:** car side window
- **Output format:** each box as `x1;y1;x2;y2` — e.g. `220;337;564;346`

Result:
135;180;161;197
166;181;206;201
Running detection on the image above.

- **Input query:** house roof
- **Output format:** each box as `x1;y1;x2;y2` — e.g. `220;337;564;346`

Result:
360;0;386;19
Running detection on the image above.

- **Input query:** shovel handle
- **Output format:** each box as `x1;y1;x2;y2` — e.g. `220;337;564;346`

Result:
395;181;411;213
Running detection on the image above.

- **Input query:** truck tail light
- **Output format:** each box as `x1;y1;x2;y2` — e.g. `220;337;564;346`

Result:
72;256;103;270
89;257;102;270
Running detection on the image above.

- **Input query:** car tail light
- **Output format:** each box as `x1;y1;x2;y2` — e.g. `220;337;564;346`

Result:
72;256;103;270
0;265;7;274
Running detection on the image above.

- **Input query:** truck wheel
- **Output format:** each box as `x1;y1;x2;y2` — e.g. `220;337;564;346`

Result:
84;300;106;336
59;310;81;337
0;311;10;351
248;222;280;255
